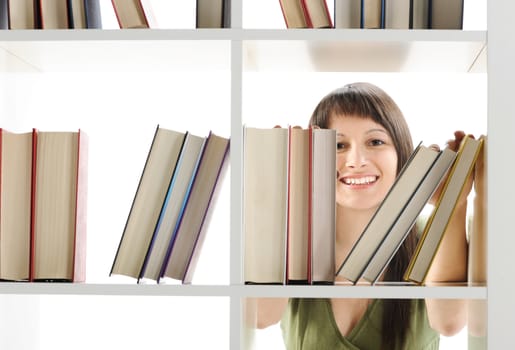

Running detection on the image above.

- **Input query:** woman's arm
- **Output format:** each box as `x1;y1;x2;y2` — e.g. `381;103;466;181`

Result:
424;131;471;336
424;201;468;336
249;298;289;329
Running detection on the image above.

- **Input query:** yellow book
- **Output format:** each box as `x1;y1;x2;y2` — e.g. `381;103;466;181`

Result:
404;134;484;284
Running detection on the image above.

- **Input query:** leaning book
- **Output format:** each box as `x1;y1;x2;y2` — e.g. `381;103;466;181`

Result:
337;143;443;283
361;147;457;283
404;135;484;284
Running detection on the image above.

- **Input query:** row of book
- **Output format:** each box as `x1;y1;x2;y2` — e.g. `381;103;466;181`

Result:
0;0;230;30
280;0;465;29
0;128;88;282
243;126;337;285
243;125;485;285
110;126;230;284
111;0;230;29
0;0;102;29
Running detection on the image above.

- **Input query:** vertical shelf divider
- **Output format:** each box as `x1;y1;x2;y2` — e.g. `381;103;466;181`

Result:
230;1;244;349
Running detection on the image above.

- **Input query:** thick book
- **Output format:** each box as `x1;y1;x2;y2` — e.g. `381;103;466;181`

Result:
467;135;487;337
301;0;333;28
110;126;186;279
196;0;229;28
385;0;410;28
336;143;441;283
404;135;484;284
429;0;463;29
111;0;149;28
243;126;289;284
310;128;336;284
31;129;88;282
0;0;7;29
468;135;486;286
334;0;360;28
39;0;69;29
410;0;428;28
287;127;310;283
139;132;206;282
67;0;102;28
361;147;457;283
0;129;34;281
362;0;384;28
278;0;309;28
159;132;229;284
7;0;38;29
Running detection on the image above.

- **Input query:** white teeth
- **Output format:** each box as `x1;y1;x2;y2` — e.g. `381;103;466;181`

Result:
343;176;377;185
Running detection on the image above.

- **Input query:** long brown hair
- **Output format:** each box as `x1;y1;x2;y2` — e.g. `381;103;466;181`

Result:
310;82;418;350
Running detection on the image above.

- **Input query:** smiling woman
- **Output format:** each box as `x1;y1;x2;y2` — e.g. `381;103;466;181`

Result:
254;82;470;350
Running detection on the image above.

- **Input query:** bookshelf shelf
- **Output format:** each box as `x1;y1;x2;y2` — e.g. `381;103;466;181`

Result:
0;283;486;299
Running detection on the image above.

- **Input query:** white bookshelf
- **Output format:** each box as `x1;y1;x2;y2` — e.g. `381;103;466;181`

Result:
1;1;513;349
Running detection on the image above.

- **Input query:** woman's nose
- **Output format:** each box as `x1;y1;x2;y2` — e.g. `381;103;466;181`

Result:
345;146;367;168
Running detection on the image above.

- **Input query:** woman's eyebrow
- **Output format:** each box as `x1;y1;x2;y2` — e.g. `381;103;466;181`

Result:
336;128;388;138
366;128;388;135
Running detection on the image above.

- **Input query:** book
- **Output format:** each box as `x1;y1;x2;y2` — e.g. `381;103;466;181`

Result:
139;132;206;282
287;127;310;283
159;132;229;284
243;126;289;284
362;0;384;28
7;0;38;29
385;0;410;29
196;0;228;28
39;0;69;29
361;147;457;283
67;0;102;28
0;129;34;281
310;128;336;284
468;135;486;285
278;0;309;28
31;129;88;282
111;0;149;28
404;135;484;284
110;126;186;280
336;143;442;283
410;0;428;28
429;0;463;29
0;0;7;29
468;136;487;337
334;0;360;28
301;0;333;28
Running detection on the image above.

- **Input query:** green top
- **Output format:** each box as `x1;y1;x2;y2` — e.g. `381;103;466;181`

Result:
281;298;439;350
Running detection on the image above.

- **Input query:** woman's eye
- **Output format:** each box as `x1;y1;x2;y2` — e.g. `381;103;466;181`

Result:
336;142;346;151
370;139;385;146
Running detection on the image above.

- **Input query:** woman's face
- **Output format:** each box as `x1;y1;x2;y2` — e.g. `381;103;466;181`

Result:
328;114;398;211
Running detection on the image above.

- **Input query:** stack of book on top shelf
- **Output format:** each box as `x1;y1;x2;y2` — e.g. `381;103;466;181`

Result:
110;125;230;285
279;0;465;29
243;125;336;285
0;128;88;282
0;0;102;29
337;134;485;285
111;0;231;29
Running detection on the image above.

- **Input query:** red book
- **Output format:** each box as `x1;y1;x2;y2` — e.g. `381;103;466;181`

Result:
301;0;333;28
30;129;88;282
278;0;309;28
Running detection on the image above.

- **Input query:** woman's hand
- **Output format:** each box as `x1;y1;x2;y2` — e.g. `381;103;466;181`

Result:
429;131;474;208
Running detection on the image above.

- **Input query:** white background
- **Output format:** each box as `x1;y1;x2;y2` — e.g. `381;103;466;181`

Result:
0;0;487;349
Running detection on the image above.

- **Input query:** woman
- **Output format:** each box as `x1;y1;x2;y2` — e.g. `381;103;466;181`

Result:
255;82;469;349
